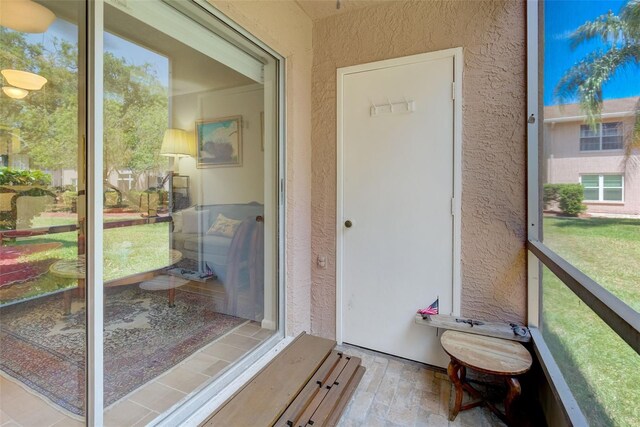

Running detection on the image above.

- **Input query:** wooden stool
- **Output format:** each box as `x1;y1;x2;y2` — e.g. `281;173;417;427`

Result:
440;330;532;426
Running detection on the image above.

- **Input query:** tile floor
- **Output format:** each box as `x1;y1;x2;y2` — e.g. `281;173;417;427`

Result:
335;344;506;427
0;321;272;427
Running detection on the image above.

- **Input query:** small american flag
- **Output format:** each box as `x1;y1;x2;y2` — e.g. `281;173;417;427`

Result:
417;298;439;317
204;262;214;277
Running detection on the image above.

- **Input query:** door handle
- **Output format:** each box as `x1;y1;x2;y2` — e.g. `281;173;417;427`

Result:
344;220;353;228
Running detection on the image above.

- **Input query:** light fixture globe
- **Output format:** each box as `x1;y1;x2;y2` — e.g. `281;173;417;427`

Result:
0;0;56;33
1;69;47;91
2;86;29;99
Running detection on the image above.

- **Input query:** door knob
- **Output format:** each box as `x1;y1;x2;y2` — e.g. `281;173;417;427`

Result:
344;220;353;228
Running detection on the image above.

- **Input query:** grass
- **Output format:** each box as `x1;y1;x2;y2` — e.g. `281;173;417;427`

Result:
0;214;170;305
542;217;640;427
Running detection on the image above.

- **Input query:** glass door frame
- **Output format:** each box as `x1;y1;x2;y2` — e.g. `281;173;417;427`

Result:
83;0;286;424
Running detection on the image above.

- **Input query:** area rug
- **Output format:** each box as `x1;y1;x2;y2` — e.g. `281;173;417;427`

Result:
0;258;58;288
0;242;62;265
0;286;245;415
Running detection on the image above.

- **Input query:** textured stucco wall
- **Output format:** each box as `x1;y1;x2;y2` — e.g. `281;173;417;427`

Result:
311;0;528;339
209;1;313;335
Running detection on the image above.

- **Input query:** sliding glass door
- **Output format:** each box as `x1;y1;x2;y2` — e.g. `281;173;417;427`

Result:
1;0;282;424
0;1;87;424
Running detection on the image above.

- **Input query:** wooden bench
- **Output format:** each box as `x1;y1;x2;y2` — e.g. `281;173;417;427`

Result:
201;332;364;427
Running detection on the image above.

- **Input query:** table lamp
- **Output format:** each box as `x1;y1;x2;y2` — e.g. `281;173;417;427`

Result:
160;128;195;173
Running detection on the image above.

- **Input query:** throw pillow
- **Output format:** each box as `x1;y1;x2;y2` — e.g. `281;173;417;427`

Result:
182;209;208;234
207;213;242;238
172;211;183;233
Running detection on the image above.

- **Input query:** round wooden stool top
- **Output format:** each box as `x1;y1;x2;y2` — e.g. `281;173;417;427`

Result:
441;330;532;375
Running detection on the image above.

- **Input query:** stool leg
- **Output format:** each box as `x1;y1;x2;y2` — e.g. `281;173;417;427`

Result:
168;288;176;307
505;376;521;425
63;290;72;315
447;360;464;421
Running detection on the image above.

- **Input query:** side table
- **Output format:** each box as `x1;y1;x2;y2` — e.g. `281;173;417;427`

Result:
440;330;532;426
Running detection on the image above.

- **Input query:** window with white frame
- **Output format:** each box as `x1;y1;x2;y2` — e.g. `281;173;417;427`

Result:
580;174;624;202
579;122;623;151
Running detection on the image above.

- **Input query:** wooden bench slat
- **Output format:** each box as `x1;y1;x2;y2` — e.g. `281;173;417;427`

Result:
274;351;342;427
325;365;366;427
308;356;362;426
201;333;336;427
293;355;349;427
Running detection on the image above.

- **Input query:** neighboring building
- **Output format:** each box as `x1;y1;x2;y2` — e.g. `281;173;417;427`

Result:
543;97;640;215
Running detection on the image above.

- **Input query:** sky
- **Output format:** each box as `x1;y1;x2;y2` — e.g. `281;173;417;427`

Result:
24;18;169;88
545;0;640;106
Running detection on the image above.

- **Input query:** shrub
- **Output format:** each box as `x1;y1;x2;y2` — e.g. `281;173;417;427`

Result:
558;184;587;216
0;167;51;186
61;191;78;212
543;184;562;206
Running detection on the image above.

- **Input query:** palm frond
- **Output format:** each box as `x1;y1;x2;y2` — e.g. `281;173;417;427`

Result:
569;11;627;50
555;45;640;128
621;0;640;40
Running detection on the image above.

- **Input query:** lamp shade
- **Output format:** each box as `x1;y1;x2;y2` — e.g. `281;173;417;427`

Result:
1;69;47;90
160;129;195;157
2;86;29;99
0;0;56;33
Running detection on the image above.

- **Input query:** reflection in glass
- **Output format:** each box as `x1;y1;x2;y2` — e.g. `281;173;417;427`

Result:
0;1;86;423
101;1;277;419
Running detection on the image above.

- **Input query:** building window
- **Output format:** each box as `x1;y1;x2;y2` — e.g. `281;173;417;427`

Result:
580;174;624;202
579;122;623;151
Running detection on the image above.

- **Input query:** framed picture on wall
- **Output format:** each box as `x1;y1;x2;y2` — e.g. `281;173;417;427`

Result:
196;115;242;168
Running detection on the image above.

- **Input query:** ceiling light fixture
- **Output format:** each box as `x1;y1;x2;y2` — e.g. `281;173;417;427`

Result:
2;86;29;99
1;69;47;91
0;0;56;33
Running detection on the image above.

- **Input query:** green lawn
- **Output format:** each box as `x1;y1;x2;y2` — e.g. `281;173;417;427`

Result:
542;217;640;427
0;214;170;305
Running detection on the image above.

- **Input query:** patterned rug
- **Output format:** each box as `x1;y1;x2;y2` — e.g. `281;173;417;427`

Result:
0;286;245;415
0;242;62;264
0;258;58;288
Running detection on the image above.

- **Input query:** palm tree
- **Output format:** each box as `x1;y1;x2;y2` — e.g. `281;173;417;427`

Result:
555;0;640;158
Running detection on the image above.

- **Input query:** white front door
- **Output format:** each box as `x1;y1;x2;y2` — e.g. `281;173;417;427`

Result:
338;50;461;367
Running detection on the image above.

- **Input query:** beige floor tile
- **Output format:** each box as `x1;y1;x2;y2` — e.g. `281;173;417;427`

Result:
336;344;504;427
50;415;85;427
127;382;186;413
234;322;262;337
1;422;20;427
0;409;15;425
218;333;261;351
438;379;452;417
344;390;374;423
156;366;210;394
203;360;230;377
182;352;222;374
252;328;275;340
104;399;152;427
0;378;66;427
386;383;419;425
201;341;248;362
131;411;160;427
